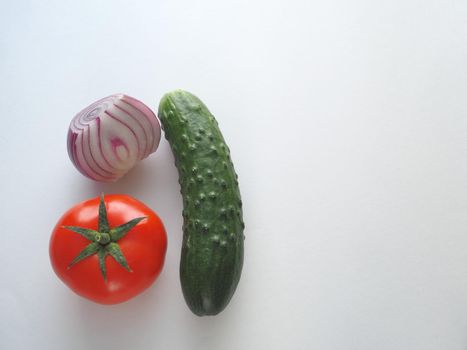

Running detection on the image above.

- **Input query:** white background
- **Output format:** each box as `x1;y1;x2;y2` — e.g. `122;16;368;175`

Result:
1;0;467;349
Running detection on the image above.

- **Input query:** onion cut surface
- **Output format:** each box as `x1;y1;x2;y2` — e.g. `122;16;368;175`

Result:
67;94;161;182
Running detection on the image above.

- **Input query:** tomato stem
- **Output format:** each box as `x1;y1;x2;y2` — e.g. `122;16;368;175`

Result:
63;194;145;281
96;232;111;245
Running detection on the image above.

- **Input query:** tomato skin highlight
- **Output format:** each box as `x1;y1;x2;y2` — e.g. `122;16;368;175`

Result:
49;194;167;305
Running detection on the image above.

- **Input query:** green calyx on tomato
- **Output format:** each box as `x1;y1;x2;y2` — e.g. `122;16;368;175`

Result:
63;194;146;281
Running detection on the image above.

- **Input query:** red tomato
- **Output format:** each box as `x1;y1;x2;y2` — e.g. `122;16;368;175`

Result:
49;194;167;305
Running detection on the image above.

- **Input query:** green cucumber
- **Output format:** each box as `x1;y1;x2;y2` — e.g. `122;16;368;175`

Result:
158;90;244;316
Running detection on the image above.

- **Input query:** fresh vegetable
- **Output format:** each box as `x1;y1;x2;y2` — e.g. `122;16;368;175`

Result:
67;94;161;182
158;90;244;316
49;194;167;304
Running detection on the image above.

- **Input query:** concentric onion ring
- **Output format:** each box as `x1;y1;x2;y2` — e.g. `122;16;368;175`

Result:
67;94;161;182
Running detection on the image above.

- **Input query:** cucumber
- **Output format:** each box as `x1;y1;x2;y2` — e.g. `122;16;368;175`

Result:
158;90;244;316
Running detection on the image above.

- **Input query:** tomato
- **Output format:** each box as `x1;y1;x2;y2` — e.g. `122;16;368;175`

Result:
49;194;167;305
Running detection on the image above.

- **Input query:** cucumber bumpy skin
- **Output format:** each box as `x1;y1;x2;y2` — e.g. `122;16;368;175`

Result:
158;90;244;316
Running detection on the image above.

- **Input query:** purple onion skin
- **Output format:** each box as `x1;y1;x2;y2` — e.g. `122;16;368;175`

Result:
67;94;161;182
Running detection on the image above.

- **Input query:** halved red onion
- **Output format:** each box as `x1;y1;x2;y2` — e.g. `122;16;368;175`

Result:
67;94;161;182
